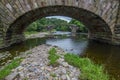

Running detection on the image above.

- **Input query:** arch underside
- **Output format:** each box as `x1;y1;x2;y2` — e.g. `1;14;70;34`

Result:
5;6;112;47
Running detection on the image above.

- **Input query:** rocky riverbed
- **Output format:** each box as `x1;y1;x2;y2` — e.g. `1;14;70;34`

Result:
6;44;80;80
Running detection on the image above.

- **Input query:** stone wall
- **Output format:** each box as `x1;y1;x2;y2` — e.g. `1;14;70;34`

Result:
114;2;120;35
0;0;120;48
113;1;120;45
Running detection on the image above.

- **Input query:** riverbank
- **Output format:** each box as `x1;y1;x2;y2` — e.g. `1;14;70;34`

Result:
25;32;49;39
5;44;80;80
0;32;115;80
2;44;112;80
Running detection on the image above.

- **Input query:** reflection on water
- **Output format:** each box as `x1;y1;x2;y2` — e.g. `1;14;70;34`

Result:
46;36;88;55
83;40;120;79
0;32;120;79
0;38;46;67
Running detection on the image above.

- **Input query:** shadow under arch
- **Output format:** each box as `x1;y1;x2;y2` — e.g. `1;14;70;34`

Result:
5;5;112;46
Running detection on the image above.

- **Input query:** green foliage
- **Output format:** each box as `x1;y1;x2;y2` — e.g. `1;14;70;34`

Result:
64;54;113;80
0;58;22;79
50;73;56;77
26;51;32;54
26;22;38;32
26;18;70;32
23;78;28;80
48;48;59;67
25;17;87;33
69;19;84;27
49;48;57;54
69;19;87;32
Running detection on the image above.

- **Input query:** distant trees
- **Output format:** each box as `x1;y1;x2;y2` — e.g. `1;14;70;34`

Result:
69;19;87;32
25;18;87;33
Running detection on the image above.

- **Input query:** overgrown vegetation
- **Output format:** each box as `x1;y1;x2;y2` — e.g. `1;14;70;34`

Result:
25;18;70;32
69;19;87;32
64;54;114;80
24;18;87;35
48;48;59;67
0;58;22;79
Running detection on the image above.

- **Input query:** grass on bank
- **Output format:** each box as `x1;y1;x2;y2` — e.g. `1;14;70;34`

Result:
0;58;22;79
48;48;59;67
64;53;114;80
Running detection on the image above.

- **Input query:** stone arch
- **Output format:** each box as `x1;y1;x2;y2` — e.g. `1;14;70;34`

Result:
0;0;119;48
5;6;112;46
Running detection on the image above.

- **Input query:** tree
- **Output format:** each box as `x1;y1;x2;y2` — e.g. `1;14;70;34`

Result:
69;19;87;32
25;18;87;33
26;22;38;31
26;18;70;32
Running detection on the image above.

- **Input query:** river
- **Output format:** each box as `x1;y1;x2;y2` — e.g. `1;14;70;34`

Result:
0;31;120;80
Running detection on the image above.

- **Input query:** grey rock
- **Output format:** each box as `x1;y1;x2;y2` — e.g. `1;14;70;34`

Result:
72;78;78;80
5;72;19;80
62;62;69;67
61;75;67;80
17;66;24;71
66;75;70;80
61;68;67;74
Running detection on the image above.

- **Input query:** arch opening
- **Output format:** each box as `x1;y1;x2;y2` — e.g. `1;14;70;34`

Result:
5;6;112;46
24;16;88;35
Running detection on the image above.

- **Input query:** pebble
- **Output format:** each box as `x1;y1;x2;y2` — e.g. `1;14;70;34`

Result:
72;78;78;80
61;68;67;74
62;62;69;67
6;45;80;80
17;66;24;71
61;75;67;80
66;75;71;80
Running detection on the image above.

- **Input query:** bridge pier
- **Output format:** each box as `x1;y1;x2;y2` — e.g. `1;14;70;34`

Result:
46;26;54;33
70;25;79;36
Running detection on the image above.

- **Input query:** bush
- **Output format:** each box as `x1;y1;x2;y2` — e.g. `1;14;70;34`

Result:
48;48;59;67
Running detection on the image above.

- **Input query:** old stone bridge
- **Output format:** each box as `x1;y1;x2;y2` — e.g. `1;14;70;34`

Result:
0;0;120;48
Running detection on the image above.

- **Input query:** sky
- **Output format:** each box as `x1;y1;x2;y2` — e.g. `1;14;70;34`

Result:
46;16;72;22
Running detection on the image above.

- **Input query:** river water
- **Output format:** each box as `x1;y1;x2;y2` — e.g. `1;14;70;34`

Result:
0;31;120;80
